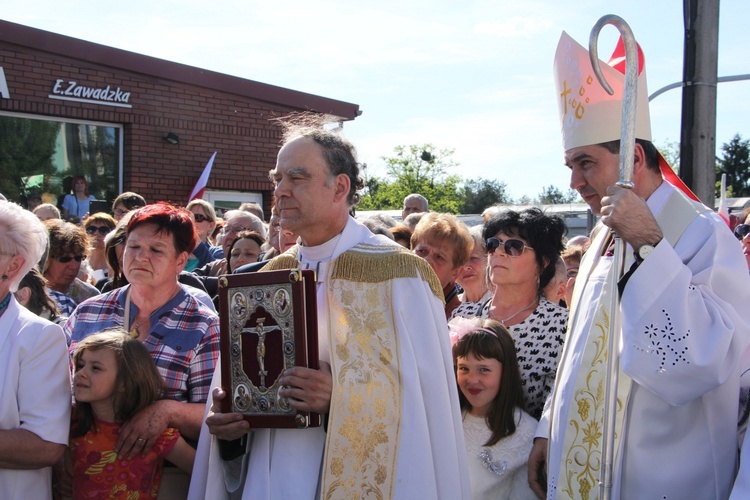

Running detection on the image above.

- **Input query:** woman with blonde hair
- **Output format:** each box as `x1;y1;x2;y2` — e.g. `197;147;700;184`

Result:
83;212;117;284
411;212;474;319
186;199;218;269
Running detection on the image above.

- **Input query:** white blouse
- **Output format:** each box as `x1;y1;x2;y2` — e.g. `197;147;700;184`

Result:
462;409;538;500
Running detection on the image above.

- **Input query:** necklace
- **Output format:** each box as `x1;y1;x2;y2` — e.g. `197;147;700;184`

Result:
491;296;538;326
0;293;11;313
129;319;145;338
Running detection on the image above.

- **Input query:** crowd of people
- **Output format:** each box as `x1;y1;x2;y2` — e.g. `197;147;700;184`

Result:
2;29;750;500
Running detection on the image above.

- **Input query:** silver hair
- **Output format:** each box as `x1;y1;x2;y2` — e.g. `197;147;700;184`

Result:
224;210;266;240
0;201;49;292
403;193;428;211
469;224;486;251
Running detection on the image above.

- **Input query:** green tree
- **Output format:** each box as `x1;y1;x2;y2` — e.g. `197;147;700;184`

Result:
716;134;750;197
359;144;464;213
658;140;681;171
461;178;511;214
0;116;60;201
538;185;581;204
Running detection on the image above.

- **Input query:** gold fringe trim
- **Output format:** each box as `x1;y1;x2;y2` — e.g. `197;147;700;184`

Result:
259;252;300;272
331;245;444;303
258;244;444;303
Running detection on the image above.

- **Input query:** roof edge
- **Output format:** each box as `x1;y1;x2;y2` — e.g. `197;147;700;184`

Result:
0;19;361;121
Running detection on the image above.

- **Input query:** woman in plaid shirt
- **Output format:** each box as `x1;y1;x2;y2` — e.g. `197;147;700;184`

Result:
64;203;220;460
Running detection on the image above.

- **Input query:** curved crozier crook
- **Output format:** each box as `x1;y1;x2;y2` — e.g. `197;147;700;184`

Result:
589;14;639;187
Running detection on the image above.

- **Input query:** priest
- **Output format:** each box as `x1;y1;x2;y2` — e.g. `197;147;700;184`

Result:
189;123;470;499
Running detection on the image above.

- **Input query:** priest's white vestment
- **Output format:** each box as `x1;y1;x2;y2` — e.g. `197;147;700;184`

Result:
189;217;471;499
540;182;750;499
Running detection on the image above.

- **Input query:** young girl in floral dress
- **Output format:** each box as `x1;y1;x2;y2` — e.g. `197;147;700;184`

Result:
451;318;538;499
62;329;194;498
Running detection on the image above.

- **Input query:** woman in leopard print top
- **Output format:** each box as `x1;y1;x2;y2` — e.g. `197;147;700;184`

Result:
478;207;568;419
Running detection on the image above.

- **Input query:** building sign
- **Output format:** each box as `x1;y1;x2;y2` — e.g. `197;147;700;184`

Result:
0;67;10;99
49;79;132;108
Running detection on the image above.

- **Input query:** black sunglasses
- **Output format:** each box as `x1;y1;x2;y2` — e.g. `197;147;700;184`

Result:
56;254;84;263
86;225;111;236
486;237;534;257
735;224;750;240
193;213;212;223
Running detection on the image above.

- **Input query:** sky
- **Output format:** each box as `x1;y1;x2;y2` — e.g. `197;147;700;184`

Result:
2;0;748;200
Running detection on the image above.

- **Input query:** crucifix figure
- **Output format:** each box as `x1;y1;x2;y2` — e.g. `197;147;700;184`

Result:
241;317;281;390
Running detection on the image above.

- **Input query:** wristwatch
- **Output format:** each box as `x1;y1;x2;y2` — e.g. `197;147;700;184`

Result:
634;242;658;264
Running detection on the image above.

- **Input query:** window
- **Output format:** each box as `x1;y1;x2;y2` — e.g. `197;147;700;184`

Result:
0;112;122;211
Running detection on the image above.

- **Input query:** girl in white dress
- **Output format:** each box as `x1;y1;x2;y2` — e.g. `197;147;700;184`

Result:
450;318;537;500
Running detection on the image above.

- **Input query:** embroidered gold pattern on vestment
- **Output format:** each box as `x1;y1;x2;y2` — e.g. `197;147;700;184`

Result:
322;279;401;500
259;243;445;499
561;306;609;499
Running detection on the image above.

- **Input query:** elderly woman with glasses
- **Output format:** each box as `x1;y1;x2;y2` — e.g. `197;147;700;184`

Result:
0;201;71;498
43;219;100;317
450;224;493;320
193;209;266;278
478;207;568;419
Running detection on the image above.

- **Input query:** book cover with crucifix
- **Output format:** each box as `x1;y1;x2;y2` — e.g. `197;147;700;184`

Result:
218;268;321;428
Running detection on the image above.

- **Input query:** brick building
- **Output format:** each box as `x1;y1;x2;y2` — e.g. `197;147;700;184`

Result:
0;19;360;217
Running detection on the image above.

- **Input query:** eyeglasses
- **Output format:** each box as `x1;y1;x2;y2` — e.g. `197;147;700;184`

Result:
86;225;111;236
193;213;213;223
486;237;533;257
735;224;750;240
56;254;84;263
113;209;128;218
224;225;250;234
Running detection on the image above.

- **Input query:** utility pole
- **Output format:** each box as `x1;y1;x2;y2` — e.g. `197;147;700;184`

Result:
679;0;720;206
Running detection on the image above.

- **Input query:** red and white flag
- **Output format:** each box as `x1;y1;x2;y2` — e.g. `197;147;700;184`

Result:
718;173;730;226
188;152;217;202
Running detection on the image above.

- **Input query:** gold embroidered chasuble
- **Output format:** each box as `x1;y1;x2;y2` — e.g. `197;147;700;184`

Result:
262;243;444;499
553;187;705;499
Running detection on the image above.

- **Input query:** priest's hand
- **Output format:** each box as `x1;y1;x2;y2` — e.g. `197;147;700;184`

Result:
278;361;332;414
600;185;663;250
206;387;250;441
528;437;548;499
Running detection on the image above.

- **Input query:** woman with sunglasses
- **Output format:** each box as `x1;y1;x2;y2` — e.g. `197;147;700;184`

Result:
479;207;567;419
83;212;116;285
42;219;100;317
186;199;218;269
